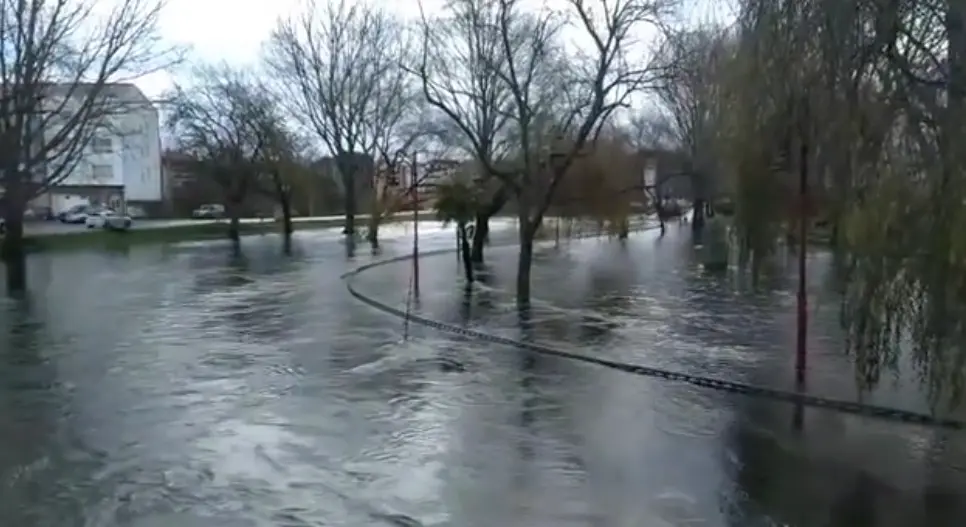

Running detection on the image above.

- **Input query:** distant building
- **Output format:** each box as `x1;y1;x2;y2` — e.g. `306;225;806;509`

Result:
30;83;163;215
633;148;693;201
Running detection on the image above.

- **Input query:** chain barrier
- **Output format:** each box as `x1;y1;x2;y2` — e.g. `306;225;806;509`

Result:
342;224;966;431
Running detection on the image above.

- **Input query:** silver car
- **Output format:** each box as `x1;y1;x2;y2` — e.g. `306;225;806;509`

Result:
85;209;132;231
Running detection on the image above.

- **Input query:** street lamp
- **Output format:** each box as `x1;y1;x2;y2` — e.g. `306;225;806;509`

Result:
795;98;810;390
397;149;421;298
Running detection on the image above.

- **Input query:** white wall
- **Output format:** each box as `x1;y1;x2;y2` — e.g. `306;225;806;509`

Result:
44;85;163;202
121;105;162;202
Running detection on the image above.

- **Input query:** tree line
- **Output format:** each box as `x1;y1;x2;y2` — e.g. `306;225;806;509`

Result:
162;0;681;301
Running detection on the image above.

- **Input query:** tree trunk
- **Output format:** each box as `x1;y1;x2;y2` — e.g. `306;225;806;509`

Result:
1;175;28;293
367;213;380;249
343;171;356;236
277;188;293;237
280;192;293;254
656;200;667;236
470;212;490;264
516;219;535;307
470;186;508;264
692;197;706;231
618;217;629;239
2;213;27;294
227;201;241;243
458;222;474;283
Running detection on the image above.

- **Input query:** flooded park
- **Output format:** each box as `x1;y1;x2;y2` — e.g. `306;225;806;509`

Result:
1;219;965;526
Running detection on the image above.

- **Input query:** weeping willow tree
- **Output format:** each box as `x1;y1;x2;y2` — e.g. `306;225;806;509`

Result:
709;0;966;408
715;48;790;273
833;0;966;407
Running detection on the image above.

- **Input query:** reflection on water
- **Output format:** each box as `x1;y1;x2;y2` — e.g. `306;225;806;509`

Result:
0;221;964;526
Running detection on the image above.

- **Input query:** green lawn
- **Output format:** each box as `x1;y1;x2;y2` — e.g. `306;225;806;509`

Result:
22;213;454;253
23;219;337;252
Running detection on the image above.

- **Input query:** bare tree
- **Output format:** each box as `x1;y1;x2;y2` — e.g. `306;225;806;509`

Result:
420;0;674;305
652;25;732;231
165;65;284;245
0;0;179;291
265;0;414;251
364;105;433;249
415;0;517;265
628;110;677;150
253;111;310;247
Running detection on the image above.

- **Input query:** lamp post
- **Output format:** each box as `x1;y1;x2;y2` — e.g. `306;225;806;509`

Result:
409;151;421;298
795;100;810;389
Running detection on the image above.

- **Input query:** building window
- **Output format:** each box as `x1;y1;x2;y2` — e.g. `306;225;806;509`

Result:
90;164;113;183
91;135;113;153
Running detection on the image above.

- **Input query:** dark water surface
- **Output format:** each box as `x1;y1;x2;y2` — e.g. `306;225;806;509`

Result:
1;221;965;526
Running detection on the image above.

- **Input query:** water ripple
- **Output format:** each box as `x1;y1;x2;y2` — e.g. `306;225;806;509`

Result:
1;224;965;525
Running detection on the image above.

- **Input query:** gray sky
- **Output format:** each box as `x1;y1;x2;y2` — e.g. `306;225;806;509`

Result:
136;0;731;99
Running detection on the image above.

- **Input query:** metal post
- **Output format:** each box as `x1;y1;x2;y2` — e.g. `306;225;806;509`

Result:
795;118;809;387
412;151;420;298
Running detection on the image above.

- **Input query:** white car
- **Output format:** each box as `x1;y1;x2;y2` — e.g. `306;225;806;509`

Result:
192;204;225;219
62;205;93;224
85;209;132;231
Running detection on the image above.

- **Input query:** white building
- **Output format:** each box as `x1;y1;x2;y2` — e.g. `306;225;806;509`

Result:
32;83;163;215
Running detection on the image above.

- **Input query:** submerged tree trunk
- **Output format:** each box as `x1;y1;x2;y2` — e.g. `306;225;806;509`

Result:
2;177;28;293
618;217;630;239
655;199;667;236
458;222;474;283
343;170;356;236
2;212;27;294
471;213;490;263
692;197;706;232
279;191;293;252
470;187;508;264
516;217;535;307
227;200;241;243
366;213;380;249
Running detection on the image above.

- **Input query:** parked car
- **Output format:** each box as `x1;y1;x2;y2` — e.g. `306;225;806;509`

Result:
126;205;148;219
85;209;132;231
192;204;225;219
60;204;94;224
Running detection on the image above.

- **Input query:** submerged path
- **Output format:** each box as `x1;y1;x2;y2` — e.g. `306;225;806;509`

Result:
343;228;966;430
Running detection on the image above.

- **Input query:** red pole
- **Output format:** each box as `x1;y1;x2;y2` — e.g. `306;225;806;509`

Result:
412;151;420;298
795;135;809;386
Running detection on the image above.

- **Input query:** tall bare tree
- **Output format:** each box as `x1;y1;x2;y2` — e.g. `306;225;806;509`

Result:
415;0;517;265
419;0;674;305
364;104;433;249
0;0;178;291
653;25;732;231
265;0;415;250
254;111;310;247
166;65;293;245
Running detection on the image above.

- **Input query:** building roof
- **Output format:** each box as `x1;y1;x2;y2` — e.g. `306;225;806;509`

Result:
42;82;152;104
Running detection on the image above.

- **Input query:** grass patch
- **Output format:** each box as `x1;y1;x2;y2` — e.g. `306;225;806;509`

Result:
23;218;341;253
22;214;449;253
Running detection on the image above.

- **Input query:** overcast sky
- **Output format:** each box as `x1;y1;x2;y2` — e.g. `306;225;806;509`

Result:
135;0;732;99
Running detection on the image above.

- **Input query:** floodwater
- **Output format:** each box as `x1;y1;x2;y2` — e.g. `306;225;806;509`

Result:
1;220;964;526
